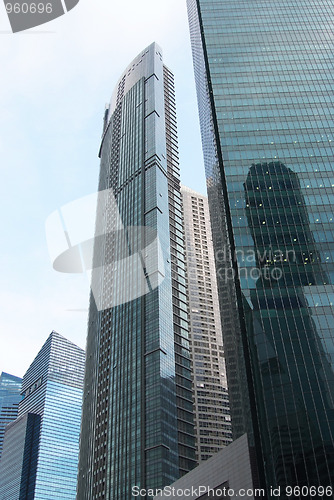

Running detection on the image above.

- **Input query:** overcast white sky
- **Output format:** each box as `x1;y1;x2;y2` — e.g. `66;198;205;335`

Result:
0;0;206;377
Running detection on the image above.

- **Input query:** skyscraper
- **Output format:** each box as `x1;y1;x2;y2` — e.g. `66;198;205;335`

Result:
0;331;85;499
0;372;22;461
181;185;232;462
78;43;196;500
187;0;334;495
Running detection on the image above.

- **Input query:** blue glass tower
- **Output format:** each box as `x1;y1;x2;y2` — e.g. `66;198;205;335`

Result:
187;0;334;496
0;372;22;461
78;43;196;500
0;331;85;499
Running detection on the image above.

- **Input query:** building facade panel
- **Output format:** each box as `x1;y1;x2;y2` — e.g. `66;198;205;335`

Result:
0;331;85;500
154;434;255;500
0;413;40;500
78;43;195;500
187;0;334;495
0;371;22;461
181;185;232;462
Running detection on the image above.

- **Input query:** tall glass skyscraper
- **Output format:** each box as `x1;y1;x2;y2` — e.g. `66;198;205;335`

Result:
0;372;22;461
187;0;334;496
0;331;85;499
78;43;196;500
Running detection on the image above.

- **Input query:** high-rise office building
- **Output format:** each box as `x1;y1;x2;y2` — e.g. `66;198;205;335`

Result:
187;0;334;495
78;43;196;500
0;331;85;499
181;185;232;462
0;372;22;461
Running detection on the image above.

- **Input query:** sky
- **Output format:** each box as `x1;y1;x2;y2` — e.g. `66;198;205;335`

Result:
0;0;206;377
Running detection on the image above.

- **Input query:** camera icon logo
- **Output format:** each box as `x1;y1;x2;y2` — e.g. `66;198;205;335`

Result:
45;189;166;312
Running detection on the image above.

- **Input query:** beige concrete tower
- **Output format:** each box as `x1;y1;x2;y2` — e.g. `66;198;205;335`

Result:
181;185;232;462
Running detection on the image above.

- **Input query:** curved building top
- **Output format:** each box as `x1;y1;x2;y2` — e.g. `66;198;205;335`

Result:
107;41;163;120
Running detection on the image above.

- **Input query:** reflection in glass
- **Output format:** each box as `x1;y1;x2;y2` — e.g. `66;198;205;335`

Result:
244;161;334;494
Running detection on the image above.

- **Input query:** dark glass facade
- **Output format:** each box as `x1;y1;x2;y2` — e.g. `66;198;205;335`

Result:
0;371;22;460
187;0;334;496
0;331;85;499
0;413;40;500
78;43;195;500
